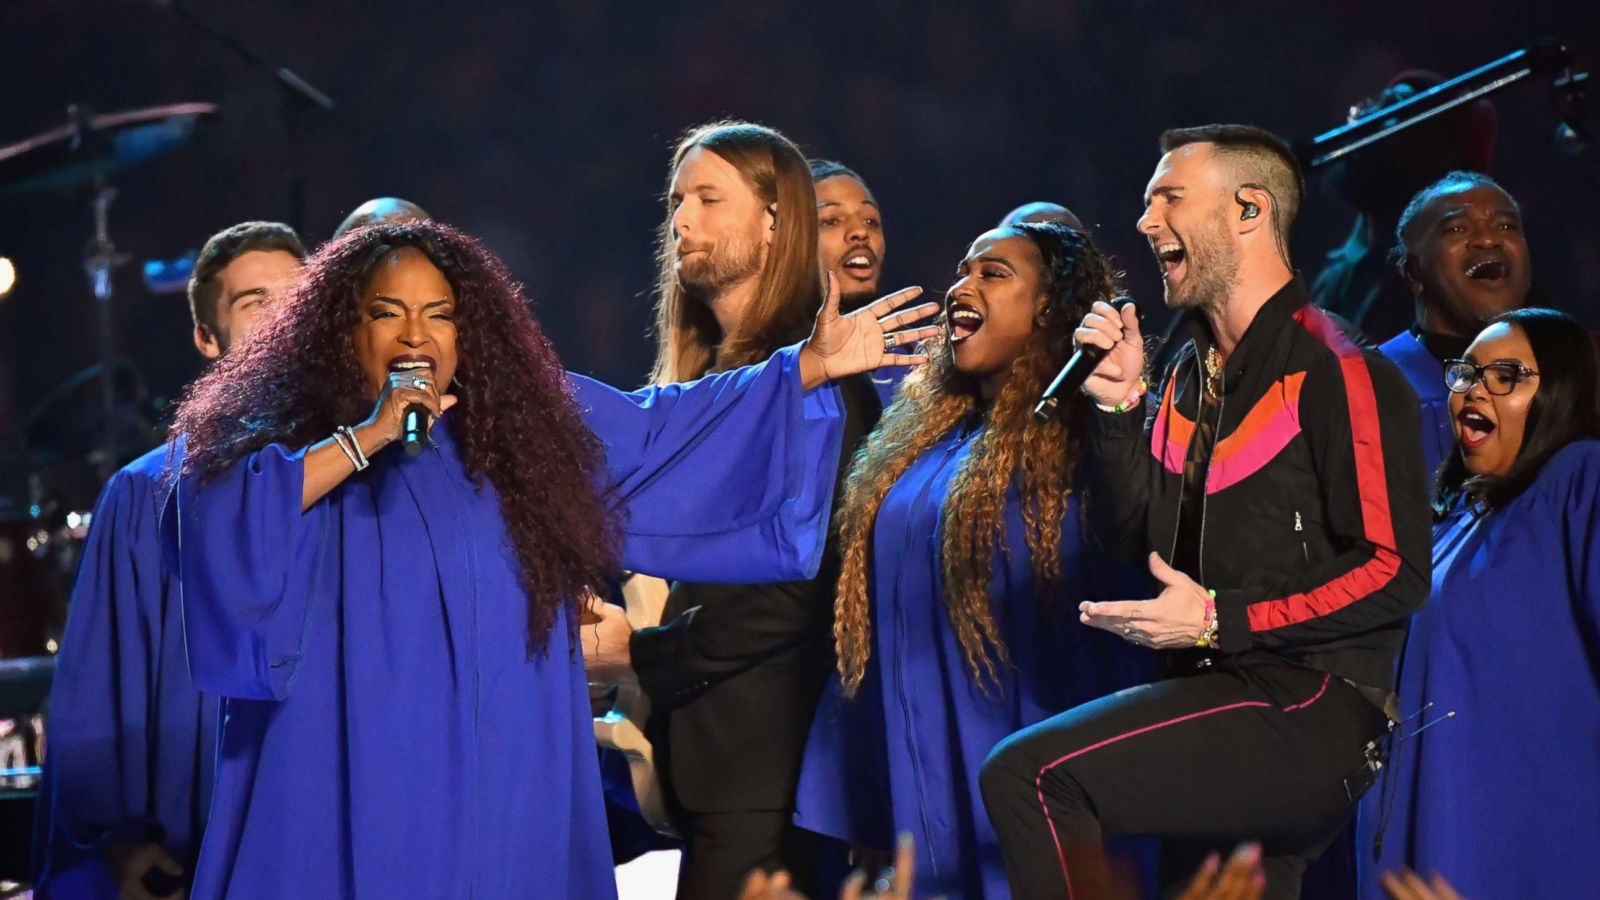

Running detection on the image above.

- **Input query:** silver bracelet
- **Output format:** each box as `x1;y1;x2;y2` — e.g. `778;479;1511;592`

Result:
331;429;362;471
333;426;369;472
337;426;370;470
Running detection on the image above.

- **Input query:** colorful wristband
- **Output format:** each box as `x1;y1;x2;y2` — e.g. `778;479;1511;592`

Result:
1195;589;1219;649
1112;377;1149;414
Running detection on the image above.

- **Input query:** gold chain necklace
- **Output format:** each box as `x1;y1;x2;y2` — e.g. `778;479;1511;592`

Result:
1204;345;1223;400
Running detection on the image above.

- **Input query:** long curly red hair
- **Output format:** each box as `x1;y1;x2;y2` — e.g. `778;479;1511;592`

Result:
171;221;619;653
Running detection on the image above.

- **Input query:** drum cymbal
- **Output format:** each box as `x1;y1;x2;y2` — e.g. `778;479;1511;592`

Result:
0;102;218;195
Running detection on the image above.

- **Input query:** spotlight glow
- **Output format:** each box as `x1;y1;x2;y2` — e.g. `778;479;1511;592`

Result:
0;257;14;298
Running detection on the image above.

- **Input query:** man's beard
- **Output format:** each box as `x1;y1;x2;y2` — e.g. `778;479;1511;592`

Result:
1166;212;1240;312
677;230;764;297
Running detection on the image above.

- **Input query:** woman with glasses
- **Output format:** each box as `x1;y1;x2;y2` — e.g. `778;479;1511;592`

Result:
1358;308;1600;898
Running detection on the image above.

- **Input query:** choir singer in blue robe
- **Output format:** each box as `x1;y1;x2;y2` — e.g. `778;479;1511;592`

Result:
1359;308;1600;898
33;221;308;899
794;222;1151;898
160;221;937;899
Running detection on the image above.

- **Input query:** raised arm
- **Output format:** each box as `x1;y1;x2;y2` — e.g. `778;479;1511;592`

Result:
572;344;843;584
1075;300;1160;561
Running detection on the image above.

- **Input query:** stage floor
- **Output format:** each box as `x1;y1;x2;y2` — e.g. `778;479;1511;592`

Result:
617;849;681;899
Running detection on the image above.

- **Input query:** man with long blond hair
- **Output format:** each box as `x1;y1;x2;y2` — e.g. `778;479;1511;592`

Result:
648;121;827;383
602;122;895;898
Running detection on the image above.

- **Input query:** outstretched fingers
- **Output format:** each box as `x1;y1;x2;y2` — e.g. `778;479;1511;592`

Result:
876;301;941;332
863;286;926;318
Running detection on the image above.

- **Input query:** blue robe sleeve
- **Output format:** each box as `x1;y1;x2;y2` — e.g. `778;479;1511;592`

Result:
570;343;844;583
1557;445;1600;651
34;467;164;887
166;444;327;701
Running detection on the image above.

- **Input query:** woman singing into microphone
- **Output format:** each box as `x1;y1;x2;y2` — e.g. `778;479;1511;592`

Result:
794;221;1151;898
163;221;935;899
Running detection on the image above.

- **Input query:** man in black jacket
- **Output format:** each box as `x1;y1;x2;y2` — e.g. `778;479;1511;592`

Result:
980;125;1430;900
590;123;883;899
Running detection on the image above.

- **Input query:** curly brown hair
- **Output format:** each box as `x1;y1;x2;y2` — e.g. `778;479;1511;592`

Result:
832;222;1122;695
171;221;620;653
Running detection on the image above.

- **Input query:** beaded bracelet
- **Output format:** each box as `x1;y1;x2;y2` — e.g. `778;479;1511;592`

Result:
1112;377;1149;414
1194;589;1219;649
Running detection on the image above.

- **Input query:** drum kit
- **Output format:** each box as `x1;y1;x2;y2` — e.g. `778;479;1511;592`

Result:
0;0;340;880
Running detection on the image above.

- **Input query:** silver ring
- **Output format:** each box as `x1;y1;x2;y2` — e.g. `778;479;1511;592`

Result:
883;333;897;352
410;376;429;390
1121;625;1135;638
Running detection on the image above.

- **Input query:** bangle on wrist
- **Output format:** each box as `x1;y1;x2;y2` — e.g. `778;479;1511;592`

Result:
343;426;371;469
334;425;370;472
331;430;361;471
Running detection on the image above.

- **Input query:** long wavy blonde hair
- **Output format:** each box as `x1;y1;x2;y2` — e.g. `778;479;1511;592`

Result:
832;222;1122;695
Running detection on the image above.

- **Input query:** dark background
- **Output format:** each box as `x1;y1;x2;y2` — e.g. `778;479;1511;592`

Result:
3;0;1597;461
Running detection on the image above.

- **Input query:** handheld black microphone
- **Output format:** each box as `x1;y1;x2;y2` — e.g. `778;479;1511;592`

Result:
1033;297;1136;423
402;404;428;457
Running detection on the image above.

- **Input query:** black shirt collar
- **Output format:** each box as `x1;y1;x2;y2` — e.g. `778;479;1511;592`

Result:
1410;326;1472;366
1176;277;1311;389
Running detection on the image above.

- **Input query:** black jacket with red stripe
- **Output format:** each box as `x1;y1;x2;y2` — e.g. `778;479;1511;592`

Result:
1082;278;1431;691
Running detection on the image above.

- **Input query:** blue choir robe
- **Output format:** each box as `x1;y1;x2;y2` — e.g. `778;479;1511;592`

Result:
868;366;908;409
167;347;843;899
793;417;1152;899
1357;440;1600;898
1377;331;1453;478
33;446;218;898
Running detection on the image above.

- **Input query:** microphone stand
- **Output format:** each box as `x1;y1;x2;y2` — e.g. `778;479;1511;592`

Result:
150;1;336;232
83;174;129;481
1299;36;1589;170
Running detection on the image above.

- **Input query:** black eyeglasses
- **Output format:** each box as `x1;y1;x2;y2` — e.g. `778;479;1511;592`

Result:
1444;359;1540;396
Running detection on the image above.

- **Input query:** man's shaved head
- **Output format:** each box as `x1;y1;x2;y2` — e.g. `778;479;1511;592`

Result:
334;197;431;238
999;201;1084;231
